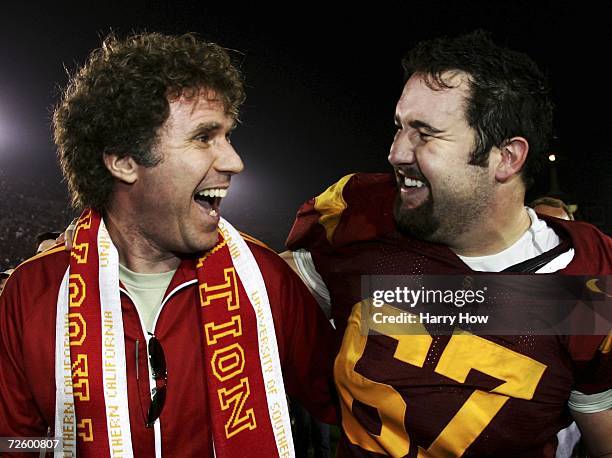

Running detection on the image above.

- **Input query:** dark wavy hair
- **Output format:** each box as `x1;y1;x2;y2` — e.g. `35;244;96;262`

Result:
54;32;245;210
402;30;553;188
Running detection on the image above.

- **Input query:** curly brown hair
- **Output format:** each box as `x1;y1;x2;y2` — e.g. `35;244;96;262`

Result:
54;32;245;210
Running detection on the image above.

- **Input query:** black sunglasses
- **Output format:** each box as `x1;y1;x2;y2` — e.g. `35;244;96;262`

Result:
145;336;167;428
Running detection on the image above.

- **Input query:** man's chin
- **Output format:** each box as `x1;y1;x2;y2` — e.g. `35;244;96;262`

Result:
393;196;439;241
199;230;221;252
179;228;220;255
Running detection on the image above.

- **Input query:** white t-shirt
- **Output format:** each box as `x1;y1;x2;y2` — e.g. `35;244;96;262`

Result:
458;208;574;272
119;264;175;333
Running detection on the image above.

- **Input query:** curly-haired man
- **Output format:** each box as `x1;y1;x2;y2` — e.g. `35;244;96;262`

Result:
0;33;335;457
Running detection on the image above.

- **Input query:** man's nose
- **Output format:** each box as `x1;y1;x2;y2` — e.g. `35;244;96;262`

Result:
388;131;416;167
217;142;244;175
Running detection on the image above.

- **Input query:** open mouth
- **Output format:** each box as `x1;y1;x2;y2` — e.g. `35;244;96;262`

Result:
395;171;430;209
194;187;228;218
396;170;428;190
401;176;426;189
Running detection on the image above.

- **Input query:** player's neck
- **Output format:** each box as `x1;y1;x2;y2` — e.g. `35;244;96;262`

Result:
450;203;531;257
103;208;181;274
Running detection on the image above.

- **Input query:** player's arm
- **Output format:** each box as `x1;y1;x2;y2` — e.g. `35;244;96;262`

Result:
568;333;612;458
264;252;338;424
58;217;78;251
279;250;298;273
279;250;331;318
571;408;612;457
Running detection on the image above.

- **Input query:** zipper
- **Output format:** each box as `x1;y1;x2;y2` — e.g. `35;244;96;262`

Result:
120;279;197;379
121;278;197;455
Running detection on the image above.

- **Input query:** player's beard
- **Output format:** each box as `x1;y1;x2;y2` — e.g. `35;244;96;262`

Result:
393;170;492;245
394;193;439;240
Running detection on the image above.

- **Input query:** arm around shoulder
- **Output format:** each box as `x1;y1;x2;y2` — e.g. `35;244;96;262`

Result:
264;250;338;424
572;408;612;457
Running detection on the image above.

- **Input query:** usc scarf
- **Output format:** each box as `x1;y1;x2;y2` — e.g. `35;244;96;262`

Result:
54;209;294;457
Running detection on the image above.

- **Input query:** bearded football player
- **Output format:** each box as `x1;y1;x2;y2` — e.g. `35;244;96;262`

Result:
285;31;611;457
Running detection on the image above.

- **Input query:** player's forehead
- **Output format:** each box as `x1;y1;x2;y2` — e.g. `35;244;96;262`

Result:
164;89;235;131
396;71;471;126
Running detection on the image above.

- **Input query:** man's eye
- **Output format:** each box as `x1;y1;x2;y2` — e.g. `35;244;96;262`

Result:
419;131;432;140
196;134;211;144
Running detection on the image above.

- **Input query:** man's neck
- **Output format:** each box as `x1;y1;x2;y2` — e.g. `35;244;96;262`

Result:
103;210;181;274
450;203;531;257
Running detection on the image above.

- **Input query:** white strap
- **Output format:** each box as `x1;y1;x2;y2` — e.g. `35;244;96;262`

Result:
98;221;134;457
219;218;295;458
55;220;135;457
55;268;76;457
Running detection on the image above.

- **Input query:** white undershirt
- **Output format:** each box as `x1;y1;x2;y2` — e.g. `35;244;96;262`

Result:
119;264;175;333
458;208;574;273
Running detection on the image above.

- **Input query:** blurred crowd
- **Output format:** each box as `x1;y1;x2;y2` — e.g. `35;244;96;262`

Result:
0;170;77;269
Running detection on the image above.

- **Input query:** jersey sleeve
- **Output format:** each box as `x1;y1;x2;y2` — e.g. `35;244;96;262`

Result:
291;249;331;312
568;389;612;413
286;172;397;252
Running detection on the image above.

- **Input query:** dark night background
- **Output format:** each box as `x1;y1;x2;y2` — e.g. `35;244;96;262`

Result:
0;1;610;268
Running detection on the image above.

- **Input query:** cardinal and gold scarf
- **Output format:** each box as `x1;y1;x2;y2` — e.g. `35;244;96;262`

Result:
54;209;293;457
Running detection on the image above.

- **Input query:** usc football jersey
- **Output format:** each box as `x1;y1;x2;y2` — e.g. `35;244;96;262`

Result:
287;173;612;457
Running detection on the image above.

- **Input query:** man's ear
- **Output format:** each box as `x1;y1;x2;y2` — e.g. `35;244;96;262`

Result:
495;137;529;183
103;153;139;184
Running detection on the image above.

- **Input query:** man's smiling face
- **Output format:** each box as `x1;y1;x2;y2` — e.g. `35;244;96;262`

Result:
127;89;244;255
389;72;495;244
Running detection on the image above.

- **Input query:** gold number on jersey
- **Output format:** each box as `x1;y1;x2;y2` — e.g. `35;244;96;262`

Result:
335;301;547;457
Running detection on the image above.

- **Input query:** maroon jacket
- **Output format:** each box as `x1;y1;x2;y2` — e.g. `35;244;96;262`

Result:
0;239;337;457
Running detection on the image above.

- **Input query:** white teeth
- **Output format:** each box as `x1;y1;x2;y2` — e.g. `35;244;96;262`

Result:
403;177;425;188
196;188;228;198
